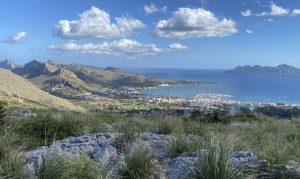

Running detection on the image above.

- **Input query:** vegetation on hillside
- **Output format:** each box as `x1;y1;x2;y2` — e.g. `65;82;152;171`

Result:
0;99;299;178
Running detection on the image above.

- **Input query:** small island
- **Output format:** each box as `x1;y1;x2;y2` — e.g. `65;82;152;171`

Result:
227;64;300;76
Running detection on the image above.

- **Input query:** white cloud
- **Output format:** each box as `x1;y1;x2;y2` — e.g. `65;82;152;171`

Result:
55;6;145;39
245;29;254;34
2;32;28;43
241;9;253;17
242;2;300;17
144;3;167;15
168;43;187;50
291;9;300;16
154;8;238;39
264;18;275;22
256;2;289;16
48;39;186;58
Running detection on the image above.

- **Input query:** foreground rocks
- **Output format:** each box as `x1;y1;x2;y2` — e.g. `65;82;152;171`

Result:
25;132;300;179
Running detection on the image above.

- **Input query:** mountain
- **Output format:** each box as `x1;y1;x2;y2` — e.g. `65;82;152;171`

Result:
0;59;17;70
6;60;173;99
12;60;58;78
0;68;83;111
227;64;300;76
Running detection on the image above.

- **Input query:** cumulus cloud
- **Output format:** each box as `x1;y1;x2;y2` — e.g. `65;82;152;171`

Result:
242;2;300;17
291;9;300;16
154;8;238;39
241;9;253;17
257;2;289;16
55;6;145;39
48;39;186;58
168;43;187;50
144;3;167;15
245;29;254;34
1;32;28;43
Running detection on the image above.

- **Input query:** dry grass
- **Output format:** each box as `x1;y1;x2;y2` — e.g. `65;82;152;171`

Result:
0;69;83;111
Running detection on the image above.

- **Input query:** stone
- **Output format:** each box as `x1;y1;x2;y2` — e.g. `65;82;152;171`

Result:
167;156;197;179
230;151;257;165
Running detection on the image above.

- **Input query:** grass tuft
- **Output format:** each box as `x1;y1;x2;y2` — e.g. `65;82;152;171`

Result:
119;147;159;179
169;135;201;158
190;135;252;179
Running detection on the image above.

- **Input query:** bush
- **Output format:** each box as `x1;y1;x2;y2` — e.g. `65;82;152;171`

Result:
190;135;252;179
119;147;158;179
190;110;206;122
21;114;84;146
190;109;225;123
157;119;175;135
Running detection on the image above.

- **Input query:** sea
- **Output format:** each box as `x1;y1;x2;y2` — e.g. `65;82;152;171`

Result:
124;68;300;104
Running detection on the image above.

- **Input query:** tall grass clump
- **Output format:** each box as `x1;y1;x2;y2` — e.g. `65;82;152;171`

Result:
37;154;70;179
0;150;27;179
36;154;105;179
119;147;159;179
0;127;27;179
0;101;6;125
156;118;178;135
113;124;138;152
191;135;251;179
68;155;105;179
169;135;202;158
21;113;85;147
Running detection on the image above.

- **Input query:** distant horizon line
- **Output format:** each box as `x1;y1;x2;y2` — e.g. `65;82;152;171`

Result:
1;58;298;70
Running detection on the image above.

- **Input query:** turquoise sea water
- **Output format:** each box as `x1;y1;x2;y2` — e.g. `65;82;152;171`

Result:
125;68;300;104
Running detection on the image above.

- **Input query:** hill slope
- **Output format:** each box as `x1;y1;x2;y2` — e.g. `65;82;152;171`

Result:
11;60;172;98
0;69;82;111
227;64;300;76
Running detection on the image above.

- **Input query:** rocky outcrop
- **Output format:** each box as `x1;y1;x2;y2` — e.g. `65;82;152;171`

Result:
0;59;16;70
25;132;296;179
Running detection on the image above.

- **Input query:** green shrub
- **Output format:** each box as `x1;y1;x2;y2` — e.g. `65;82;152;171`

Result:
157;119;175;135
119;147;158;179
190;110;206;122
21;114;84;146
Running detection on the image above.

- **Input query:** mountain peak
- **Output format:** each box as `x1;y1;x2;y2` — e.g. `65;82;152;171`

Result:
0;59;16;70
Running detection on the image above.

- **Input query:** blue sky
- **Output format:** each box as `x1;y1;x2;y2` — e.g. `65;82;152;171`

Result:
0;0;300;69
